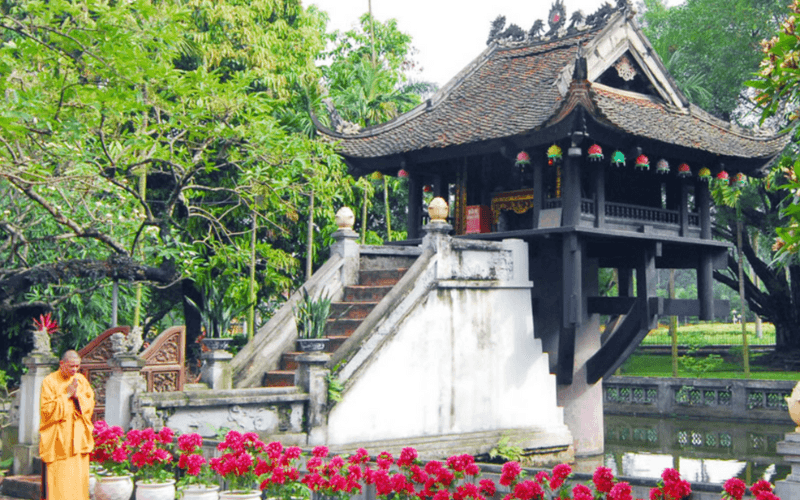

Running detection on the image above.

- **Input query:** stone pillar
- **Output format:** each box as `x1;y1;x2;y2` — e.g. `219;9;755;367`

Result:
422;198;454;280
776;432;800;500
296;352;330;446
13;351;57;475
331;207;360;287
105;353;146;430
200;349;233;390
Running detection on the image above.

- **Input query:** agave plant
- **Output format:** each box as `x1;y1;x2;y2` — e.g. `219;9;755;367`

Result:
186;285;251;339
293;288;332;339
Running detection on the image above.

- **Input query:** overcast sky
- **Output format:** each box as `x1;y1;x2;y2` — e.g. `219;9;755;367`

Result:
307;0;682;88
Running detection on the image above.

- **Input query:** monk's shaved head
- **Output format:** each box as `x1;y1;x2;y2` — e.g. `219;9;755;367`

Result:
61;350;80;362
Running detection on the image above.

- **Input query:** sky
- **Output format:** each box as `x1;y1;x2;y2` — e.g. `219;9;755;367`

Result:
307;0;679;88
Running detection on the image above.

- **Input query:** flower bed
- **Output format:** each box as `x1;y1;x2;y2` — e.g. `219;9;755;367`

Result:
90;421;784;500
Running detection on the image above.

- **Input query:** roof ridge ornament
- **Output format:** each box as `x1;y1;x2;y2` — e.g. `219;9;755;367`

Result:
487;0;626;46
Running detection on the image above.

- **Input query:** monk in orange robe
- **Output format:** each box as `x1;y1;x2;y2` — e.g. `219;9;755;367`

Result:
39;350;95;500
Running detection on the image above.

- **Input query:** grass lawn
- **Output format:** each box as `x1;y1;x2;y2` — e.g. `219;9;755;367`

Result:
640;322;776;346
618;353;800;380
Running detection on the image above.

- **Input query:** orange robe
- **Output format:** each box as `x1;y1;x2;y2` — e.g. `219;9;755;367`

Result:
39;371;95;500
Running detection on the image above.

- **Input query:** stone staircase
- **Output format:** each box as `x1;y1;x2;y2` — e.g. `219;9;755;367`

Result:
262;266;409;388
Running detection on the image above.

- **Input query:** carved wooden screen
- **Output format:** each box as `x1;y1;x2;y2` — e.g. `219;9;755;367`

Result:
78;325;186;422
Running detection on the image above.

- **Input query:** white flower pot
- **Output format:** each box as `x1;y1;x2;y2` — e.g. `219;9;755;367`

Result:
178;485;220;500
135;479;176;500
95;475;134;500
218;490;261;500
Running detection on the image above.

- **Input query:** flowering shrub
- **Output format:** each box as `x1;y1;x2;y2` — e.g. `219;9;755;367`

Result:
176;433;217;489
302;445;364;500
127;427;175;483
91;420;130;476
210;430;267;492
723;477;781;500
256;441;306;500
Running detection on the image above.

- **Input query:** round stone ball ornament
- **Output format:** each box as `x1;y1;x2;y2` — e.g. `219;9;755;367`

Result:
428;197;449;222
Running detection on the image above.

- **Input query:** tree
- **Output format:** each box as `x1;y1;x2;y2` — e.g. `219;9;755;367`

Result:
640;0;785;120
0;0;350;377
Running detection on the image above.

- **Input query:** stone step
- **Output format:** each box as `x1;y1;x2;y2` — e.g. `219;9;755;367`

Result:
280;352;301;371
359;268;408;286
262;370;295;388
0;476;39;500
327;336;348;351
330;302;378;320
343;285;394;303
326;318;362;336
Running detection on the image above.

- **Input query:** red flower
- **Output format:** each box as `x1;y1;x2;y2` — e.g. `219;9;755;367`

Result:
650;487;663;500
500;461;523;486
398;447;419;468
377;451;394;470
478;479;496;497
593;466;615;493
312;446;329;458
433;490;451;500
751;480;774;496
663;479;691;500
723;478;747;500
512;480;543;500
572;484;593;500
609;482;632;500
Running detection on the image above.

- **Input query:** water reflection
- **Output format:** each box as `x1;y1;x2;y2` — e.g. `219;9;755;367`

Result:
602;415;793;484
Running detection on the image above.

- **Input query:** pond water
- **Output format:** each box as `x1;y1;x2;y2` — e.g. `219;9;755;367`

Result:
592;414;794;485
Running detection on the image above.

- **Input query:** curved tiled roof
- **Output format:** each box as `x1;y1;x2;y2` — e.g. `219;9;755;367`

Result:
321;12;788;162
590;84;788;159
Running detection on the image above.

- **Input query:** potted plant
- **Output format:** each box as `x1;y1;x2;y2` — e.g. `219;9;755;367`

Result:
257;442;306;500
187;284;251;351
127;427;176;500
91;420;134;500
210;430;267;500
293;289;331;352
176;433;219;500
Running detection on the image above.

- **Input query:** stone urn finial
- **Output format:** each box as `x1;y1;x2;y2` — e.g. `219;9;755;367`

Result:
335;206;355;230
787;381;800;432
428;197;449;223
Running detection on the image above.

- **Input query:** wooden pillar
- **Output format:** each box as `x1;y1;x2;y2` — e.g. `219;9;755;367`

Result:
637;244;658;331
619;268;633;297
696;180;714;319
533;153;544;228
480;156;492;207
698;252;714;320
595;160;606;229
679;181;689;237
697;180;711;240
408;173;422;239
558;232;581;385
433;174;445;200
562;147;581;227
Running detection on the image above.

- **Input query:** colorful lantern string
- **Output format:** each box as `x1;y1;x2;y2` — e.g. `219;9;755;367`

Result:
398;169;409;178
734;172;747;187
656;159;670;174
547;144;562;161
635;154;650;170
677;163;691;178
611;150;626;167
588;144;603;161
515;151;531;167
698;167;711;182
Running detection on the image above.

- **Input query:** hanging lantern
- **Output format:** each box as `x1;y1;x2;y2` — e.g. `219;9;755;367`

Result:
611;150;626;167
698;167;711;182
734;172;747;186
716;170;729;183
656;159;670;174
397;169;409;178
635;154;650;170
515;151;531;167
547;144;563;161
677;163;691;178
588;144;604;161
370;171;384;180
422;184;433;193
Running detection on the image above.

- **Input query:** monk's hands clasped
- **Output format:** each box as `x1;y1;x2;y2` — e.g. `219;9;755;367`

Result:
66;379;78;398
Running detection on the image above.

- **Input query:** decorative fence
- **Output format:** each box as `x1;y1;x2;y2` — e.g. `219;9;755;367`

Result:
603;375;794;424
78;326;186;421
